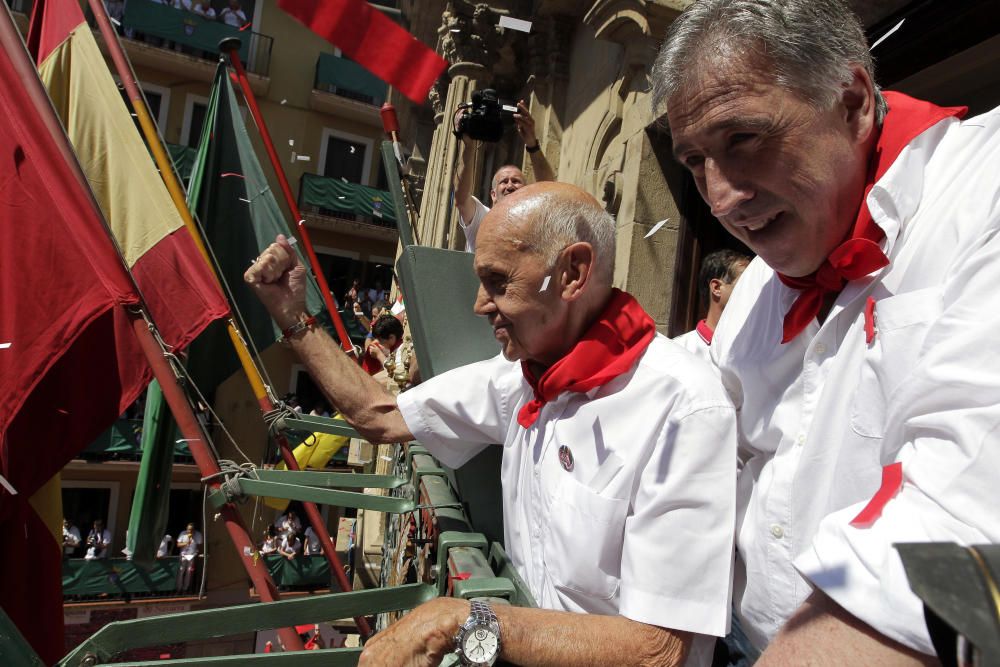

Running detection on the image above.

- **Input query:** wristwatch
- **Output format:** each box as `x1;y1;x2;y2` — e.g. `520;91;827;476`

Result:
454;599;501;666
525;140;541;153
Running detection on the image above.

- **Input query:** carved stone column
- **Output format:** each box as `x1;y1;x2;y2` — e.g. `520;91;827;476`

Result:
416;3;497;251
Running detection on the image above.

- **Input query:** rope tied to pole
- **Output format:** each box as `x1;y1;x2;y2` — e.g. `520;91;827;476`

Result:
262;401;298;436
202;459;259;504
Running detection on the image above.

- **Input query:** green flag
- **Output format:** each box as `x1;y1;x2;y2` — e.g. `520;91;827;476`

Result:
185;63;327;397
126;381;177;567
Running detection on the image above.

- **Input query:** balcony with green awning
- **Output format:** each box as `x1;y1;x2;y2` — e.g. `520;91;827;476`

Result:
314;52;388;107
298;173;396;228
63;557;198;601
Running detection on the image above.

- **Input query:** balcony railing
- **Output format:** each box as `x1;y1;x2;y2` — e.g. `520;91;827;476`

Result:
298;172;397;229
87;0;273;77
264;554;334;591
63;557;202;602
314;52;387;107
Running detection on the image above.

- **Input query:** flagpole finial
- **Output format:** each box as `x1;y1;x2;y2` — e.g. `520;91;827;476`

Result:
219;37;242;54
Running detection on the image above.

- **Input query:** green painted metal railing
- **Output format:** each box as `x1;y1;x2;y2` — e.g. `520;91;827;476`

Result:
298;173;396;227
63;557;191;599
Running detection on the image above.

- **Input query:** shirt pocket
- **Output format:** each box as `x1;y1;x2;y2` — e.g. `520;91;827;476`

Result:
544;475;628;600
850;286;943;439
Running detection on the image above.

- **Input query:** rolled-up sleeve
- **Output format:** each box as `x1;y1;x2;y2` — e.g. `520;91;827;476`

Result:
796;219;1000;653
397;354;516;468
619;404;738;637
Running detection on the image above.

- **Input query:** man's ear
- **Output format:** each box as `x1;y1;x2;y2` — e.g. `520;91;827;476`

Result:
709;277;724;301
558;242;595;301
490;188;498;204
841;64;877;146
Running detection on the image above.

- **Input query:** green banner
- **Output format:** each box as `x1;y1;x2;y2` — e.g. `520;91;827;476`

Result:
315;52;387;106
123;0;249;62
185;63;327;397
263;554;331;588
62;558;186;597
167;142;197;183
300;173;396;224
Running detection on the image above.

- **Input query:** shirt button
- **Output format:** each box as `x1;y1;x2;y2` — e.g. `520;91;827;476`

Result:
815;343;827;355
770;524;785;539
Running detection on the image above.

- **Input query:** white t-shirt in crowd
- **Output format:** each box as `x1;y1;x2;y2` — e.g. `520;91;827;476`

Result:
458;196;489;253
177;530;202;561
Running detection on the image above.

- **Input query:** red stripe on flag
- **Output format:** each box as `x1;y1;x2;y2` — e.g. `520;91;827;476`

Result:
278;0;446;105
850;462;904;528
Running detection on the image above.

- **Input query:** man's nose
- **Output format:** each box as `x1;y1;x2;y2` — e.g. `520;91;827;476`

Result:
704;159;754;218
473;284;491;315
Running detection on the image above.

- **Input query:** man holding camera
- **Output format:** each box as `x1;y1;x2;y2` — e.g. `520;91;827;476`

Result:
454;99;555;252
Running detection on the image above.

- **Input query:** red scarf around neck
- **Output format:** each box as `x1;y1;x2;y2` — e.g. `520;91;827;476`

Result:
517;289;656;428
777;92;966;343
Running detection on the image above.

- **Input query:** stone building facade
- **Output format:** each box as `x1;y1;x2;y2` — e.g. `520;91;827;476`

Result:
391;0;1000;335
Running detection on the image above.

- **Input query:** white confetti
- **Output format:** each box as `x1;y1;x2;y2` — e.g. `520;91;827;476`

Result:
501;104;518;113
243;546;252;556
287;236;298;247
0;474;17;496
539;275;551;292
373;210;383;218
449;28;461;33
109;16;121;27
281;99;288;105
870;18;904;51
175;438;200;443
380;455;393;462
498;16;532;33
0;342;10;349
338;196;346;199
349;145;356;154
644;218;669;239
296;155;311;162
288;139;294;147
341;177;349;183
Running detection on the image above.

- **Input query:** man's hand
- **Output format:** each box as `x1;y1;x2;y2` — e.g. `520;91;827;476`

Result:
513;99;537;147
359;597;468;667
244;234;309;329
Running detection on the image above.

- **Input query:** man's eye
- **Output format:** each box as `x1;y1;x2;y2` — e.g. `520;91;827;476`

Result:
729;133;756;147
684;154;705;170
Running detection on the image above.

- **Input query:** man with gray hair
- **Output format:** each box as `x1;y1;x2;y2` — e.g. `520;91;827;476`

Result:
655;0;999;663
246;182;737;666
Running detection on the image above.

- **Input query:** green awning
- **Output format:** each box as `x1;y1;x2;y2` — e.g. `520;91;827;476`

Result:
300;173;396;224
63;558;186;598
315;52;387;106
122;0;249;62
166;142;197;183
263;554;331;588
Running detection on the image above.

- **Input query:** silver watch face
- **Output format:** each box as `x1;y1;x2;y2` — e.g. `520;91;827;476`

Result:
461;624;499;663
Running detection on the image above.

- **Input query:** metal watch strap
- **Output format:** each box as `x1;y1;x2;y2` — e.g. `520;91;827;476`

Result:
470;599;498;627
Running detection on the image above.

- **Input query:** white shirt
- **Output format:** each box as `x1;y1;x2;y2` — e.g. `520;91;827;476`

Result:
672;323;713;367
177;530;202;560
84;528;111;559
712;104;1000;654
304;527;323;555
63;525;81;555
280;534;302;555
399;336;737;666
219;7;247;27
459;196;489;252
157;535;173;558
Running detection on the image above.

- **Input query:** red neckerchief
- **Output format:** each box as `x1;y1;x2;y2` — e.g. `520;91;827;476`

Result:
777;92;966;344
361;338;401;375
696;320;714;345
517;289;656;428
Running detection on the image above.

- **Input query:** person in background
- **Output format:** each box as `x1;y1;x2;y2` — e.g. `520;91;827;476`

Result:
191;0;215;18
277;530;302;561
84;519;111;560
218;0;247;28
175;522;202;593
156;533;173;559
260;526;279;555
62;519;81;558
672;249;751;364
302;525;324;557
276;510;302;537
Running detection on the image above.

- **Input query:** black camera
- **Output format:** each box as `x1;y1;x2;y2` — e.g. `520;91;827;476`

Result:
453;89;515;143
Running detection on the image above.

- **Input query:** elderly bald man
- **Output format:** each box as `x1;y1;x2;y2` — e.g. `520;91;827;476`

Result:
246;182;736;666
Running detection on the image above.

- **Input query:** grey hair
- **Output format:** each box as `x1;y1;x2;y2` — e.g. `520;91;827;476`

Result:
651;0;887;123
506;195;617;286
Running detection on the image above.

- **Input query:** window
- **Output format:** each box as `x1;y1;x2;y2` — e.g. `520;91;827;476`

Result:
182;95;209;148
139;82;170;130
319;129;373;185
62;482;120;557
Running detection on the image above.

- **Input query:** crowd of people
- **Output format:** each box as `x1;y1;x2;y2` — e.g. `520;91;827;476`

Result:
103;0;249;27
259;509;330;562
240;0;1000;665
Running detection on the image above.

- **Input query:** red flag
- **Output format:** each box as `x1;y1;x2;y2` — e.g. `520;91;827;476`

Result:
0;9;150;662
278;0;446;104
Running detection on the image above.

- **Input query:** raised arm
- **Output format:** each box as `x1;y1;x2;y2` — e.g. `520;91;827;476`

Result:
359;598;689;667
453;133;479;224
244;236;414;444
514;100;555;183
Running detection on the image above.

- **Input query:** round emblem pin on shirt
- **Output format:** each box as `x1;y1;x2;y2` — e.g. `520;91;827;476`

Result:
558;445;574;472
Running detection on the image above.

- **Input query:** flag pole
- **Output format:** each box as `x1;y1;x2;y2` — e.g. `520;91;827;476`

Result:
220;39;355;357
87;1;373;638
4;5;304;651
